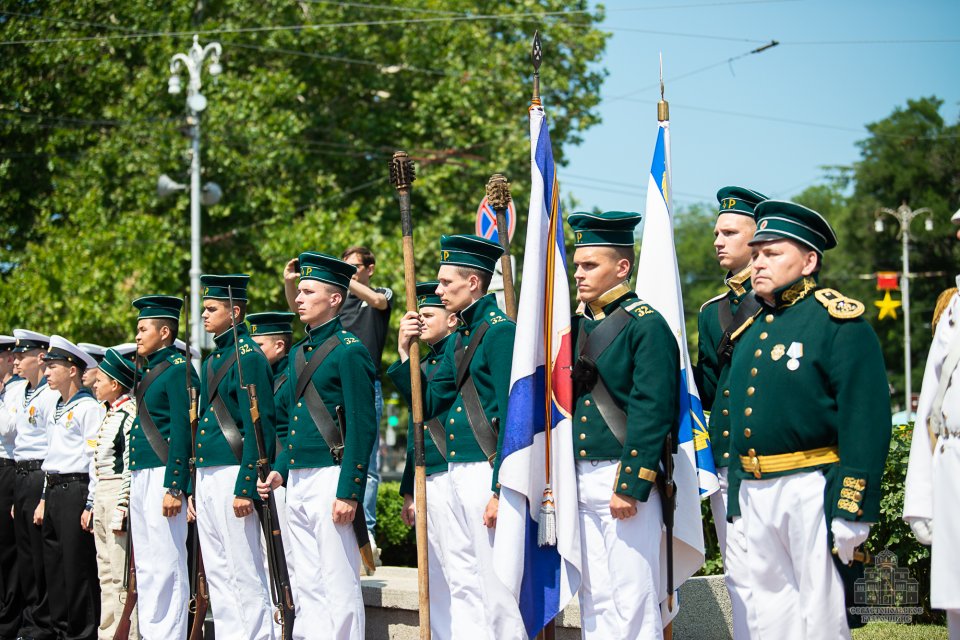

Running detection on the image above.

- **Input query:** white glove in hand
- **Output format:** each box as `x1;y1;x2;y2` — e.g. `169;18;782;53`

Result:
831;518;871;564
908;517;933;546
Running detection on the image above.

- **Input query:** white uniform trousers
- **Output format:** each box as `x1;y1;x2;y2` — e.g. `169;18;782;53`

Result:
196;465;275;640
447;461;526;640
411;471;463;639
740;470;849;640
130;467;188;640
577;459;662;640
710;467;755;639
94;477;138;640
286;466;364;640
266;485;297;640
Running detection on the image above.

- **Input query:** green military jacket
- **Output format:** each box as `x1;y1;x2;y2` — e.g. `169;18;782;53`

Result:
572;284;680;502
129;345;199;493
696;265;754;468
726;276;891;522
398;332;454;497
195;324;277;501
387;293;515;493
274;317;376;503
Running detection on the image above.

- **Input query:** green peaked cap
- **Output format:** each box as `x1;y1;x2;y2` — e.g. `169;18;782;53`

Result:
716;186;768;218
750;200;838;254
132;295;183;321
99;348;136;389
200;274;250;301
438;234;503;274
247;311;297;336
416;281;444;308
568;210;642;247
298;252;356;290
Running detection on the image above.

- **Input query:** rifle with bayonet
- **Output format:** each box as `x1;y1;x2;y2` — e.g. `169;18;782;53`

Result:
185;298;209;640
113;356;140;640
227;286;295;639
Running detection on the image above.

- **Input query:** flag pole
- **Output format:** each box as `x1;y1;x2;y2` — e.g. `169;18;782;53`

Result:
658;51;677;640
531;29;557;640
486;174;518;320
389;151;431;639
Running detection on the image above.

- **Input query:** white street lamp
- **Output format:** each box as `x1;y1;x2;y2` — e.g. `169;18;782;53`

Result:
167;35;223;350
875;202;935;415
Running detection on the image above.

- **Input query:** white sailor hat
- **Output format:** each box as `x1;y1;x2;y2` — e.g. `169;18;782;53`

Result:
45;335;97;369
0;335;15;352
110;343;139;358
174;339;201;360
77;343;108;364
12;330;50;353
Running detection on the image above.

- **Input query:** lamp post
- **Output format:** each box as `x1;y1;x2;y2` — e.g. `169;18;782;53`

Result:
875;202;934;415
166;35;223;349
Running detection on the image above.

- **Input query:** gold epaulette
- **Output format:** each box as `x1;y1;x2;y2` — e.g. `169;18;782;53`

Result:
814;288;864;320
932;288;957;333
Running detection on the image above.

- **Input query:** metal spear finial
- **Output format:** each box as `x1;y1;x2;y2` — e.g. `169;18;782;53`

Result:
658;51;669;122
531;31;543;104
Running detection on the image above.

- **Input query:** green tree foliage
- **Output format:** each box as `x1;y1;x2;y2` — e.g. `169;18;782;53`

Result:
0;1;607;343
792;97;960;409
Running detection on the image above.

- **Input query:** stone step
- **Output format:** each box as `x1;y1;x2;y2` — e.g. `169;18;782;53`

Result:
361;567;733;639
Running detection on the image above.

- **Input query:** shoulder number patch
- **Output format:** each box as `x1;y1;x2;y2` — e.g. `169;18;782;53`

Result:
625;300;654;318
814;289;864;320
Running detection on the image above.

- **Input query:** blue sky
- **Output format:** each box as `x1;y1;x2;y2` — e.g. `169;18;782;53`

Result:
561;0;960;213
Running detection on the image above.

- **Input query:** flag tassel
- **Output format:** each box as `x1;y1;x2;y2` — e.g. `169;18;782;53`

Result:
537;485;557;547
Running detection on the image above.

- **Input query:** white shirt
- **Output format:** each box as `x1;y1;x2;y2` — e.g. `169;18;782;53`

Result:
904;284;960;521
0;378;27;458
43;390;104;501
13;380;60;462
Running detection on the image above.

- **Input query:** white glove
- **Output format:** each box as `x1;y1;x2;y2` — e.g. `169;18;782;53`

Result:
908;517;933;546
731;516;748;554
831;518;871;564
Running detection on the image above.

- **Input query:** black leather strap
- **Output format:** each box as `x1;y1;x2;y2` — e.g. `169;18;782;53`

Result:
716;293;762;367
453;325;498;461
294;337;340;401
205;353;244;463
420;359;446;460
293;339;345;463
135;359;174;463
574;308;633;446
273;372;288;395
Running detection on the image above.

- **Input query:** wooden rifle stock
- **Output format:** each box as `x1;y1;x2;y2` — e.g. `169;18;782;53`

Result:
112;542;137;640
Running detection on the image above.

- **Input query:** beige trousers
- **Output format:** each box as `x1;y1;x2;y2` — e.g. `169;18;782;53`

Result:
94;477;139;640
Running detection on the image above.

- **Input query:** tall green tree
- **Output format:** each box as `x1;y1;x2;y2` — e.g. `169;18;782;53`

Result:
0;1;607;344
793;97;960;410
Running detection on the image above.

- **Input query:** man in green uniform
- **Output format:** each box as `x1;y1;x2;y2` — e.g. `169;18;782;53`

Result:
258;252;377;640
397;281;459;639
248;312;297;399
129;295;197;638
726;200;891;639
695;186;766;639
388;235;524;640
195;274;277;639
247;310;299;611
567;211;679;639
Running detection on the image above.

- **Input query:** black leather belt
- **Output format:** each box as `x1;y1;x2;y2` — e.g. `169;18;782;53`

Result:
0;458;15;468
46;473;89;486
15;459;43;473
